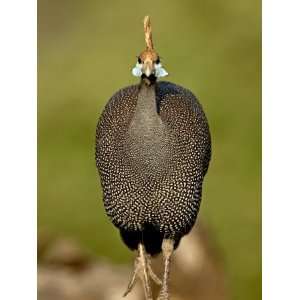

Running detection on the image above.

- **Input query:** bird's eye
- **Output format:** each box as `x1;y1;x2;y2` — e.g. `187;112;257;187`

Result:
155;57;160;64
137;57;142;64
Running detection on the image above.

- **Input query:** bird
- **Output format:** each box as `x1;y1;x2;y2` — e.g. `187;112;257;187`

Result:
95;16;211;300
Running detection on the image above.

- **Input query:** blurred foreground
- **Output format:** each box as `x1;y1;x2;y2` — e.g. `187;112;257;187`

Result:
38;223;227;300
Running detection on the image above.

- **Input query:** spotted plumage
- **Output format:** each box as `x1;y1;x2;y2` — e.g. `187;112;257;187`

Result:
95;81;211;255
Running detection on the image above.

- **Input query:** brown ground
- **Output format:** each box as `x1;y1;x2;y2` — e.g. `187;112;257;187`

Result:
38;224;228;300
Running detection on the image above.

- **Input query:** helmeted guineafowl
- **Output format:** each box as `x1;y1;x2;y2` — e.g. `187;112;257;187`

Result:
95;16;211;300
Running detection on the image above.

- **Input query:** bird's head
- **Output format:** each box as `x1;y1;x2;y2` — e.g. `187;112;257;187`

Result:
132;16;168;82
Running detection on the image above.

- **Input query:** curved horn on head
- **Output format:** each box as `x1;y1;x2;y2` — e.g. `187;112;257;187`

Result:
144;16;154;50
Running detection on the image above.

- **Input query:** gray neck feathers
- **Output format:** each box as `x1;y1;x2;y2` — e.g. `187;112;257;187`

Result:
127;82;169;171
129;82;162;133
135;83;158;124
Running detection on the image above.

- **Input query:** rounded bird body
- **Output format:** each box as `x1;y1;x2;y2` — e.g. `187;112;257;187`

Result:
96;81;211;255
95;16;211;300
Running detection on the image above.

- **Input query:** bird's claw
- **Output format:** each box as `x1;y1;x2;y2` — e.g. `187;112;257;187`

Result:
123;257;139;297
157;291;169;300
123;246;162;299
149;264;162;286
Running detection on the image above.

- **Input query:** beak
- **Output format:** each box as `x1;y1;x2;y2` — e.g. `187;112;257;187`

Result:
143;59;154;77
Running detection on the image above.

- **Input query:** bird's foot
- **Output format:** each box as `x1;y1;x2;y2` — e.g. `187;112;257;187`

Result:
148;256;162;286
123;256;140;297
123;245;161;299
157;289;169;300
156;239;174;300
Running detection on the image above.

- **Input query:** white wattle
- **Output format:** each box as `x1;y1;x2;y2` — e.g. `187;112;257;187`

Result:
132;63;143;77
155;66;168;78
132;62;168;78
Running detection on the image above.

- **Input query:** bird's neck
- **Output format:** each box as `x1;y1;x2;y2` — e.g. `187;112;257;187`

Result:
127;80;167;171
129;80;162;137
136;80;157;117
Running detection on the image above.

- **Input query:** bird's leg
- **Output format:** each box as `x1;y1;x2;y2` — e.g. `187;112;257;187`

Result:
138;243;153;300
123;255;140;297
147;255;162;286
123;244;162;299
157;239;174;300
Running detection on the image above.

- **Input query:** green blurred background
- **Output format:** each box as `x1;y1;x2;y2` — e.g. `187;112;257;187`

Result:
38;0;261;299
